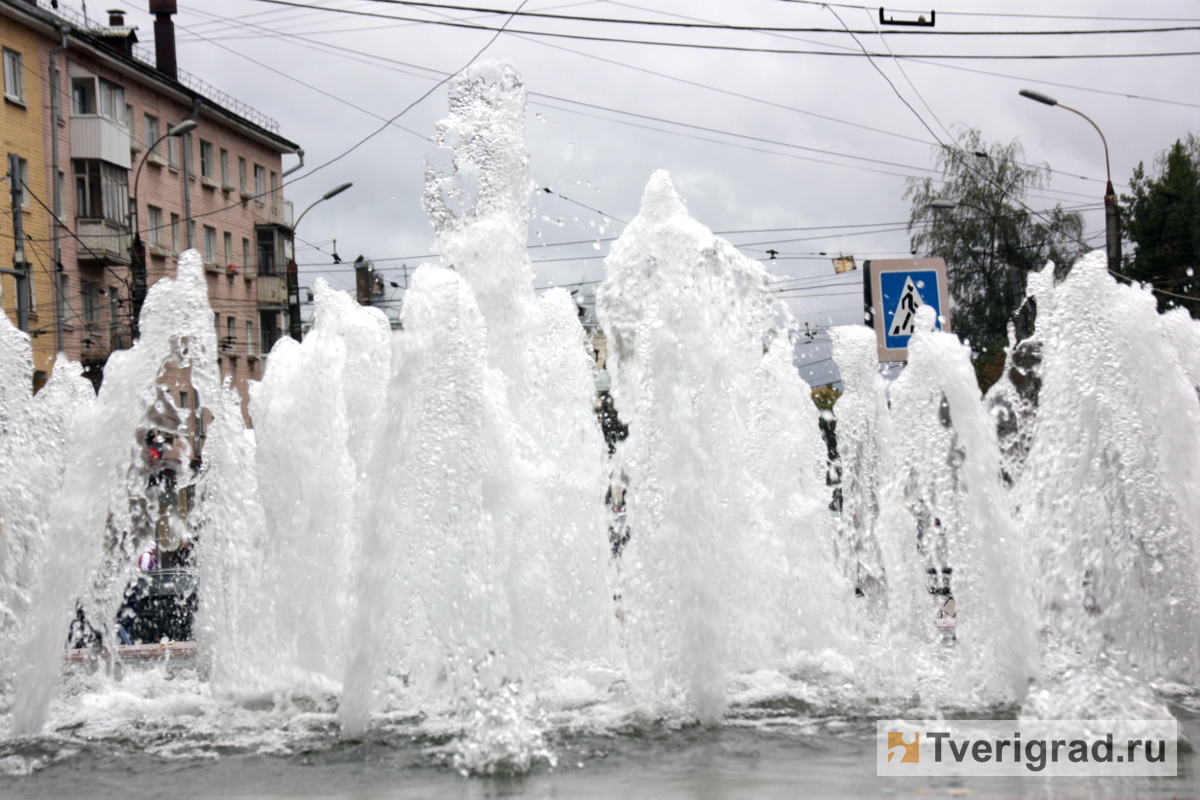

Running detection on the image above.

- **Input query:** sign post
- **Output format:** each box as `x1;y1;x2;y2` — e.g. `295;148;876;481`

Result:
864;258;952;362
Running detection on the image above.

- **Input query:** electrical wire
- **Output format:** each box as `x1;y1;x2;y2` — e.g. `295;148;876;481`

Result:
240;0;1200;58
344;1;1200;36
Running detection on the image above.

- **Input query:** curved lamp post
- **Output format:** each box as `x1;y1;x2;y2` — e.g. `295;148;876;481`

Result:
1019;89;1121;273
128;119;197;339
286;182;353;341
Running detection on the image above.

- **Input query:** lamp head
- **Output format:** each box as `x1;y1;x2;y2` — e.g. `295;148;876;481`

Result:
1019;89;1058;107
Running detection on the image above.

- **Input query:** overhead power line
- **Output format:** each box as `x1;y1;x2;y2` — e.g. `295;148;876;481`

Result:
244;1;1200;58
355;1;1200;35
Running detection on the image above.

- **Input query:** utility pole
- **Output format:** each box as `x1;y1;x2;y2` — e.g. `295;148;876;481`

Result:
354;255;374;306
6;156;29;331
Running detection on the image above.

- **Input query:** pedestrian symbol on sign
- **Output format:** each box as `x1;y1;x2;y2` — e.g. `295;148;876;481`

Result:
868;259;949;360
889;276;925;337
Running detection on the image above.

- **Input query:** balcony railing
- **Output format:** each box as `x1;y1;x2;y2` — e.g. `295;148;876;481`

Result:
81;321;133;361
255;198;294;229
257;274;287;308
77;219;131;264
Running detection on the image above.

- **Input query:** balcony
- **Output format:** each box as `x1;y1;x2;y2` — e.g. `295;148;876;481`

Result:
254;198;294;230
77;219;131;265
80;321;133;362
257;274;287;308
70;115;132;169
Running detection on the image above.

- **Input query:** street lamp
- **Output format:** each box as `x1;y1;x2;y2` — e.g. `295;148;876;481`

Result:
1019;89;1121;273
286;182;353;341
129;119;197;339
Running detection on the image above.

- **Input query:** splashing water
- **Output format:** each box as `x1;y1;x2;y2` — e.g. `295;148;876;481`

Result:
1;62;1199;780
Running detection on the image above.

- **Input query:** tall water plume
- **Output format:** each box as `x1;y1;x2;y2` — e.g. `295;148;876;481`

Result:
246;280;390;682
875;307;1037;707
596;171;849;724
11;251;240;733
1016;251;1200;684
0;318;93;685
340;62;610;756
830;325;891;630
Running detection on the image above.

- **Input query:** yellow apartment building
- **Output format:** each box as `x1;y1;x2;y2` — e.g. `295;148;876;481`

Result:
1;8;55;388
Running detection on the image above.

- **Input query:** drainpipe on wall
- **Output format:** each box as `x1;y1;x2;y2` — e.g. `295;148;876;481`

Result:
50;27;68;355
281;148;304;178
181;99;200;250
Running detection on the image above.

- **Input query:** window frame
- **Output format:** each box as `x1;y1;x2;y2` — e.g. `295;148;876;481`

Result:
147;205;164;246
199;140;214;179
203;225;217;263
3;48;25;104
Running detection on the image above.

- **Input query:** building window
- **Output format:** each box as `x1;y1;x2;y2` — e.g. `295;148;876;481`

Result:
226;316;236;348
179;391;189;430
270;170;278;213
147;205;163;246
71;78;93;114
81;281;100;325
170;213;180;254
220;148;229;185
253;164;266;199
203;225;217;263
238;157;247;190
260;309;278;353
98;79;126;125
73;159;127;222
256;228;277;275
246;320;254;355
57;274;69;328
8;155;29;209
242;237;250;271
194;391;204;437
200;140;214;178
144;114;160;154
3;48;24;103
223;231;233;266
167;133;180;167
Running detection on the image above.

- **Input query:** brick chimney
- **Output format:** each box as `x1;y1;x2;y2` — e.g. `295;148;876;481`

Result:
148;0;178;80
95;8;138;57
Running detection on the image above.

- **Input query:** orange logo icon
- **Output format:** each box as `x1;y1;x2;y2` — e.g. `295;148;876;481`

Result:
888;731;920;763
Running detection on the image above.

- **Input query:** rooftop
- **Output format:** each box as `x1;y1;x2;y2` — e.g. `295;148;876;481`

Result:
23;0;282;134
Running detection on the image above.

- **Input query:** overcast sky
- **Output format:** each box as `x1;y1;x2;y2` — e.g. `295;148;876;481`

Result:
97;0;1200;386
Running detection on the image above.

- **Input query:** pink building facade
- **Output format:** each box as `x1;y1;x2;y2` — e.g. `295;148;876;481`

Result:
5;0;299;428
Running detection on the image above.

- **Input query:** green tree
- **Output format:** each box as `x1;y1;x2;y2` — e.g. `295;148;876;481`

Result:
904;128;1085;387
1121;134;1200;318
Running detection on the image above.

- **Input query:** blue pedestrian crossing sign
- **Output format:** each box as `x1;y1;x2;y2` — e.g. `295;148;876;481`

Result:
865;258;952;361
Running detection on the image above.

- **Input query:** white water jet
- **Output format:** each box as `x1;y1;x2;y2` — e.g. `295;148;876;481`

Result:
340;64;609;763
597;170;850;723
1016;251;1200;684
830;325;892;628
0;62;1197;780
12;250;235;733
0;315;93;682
876;306;1037;707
